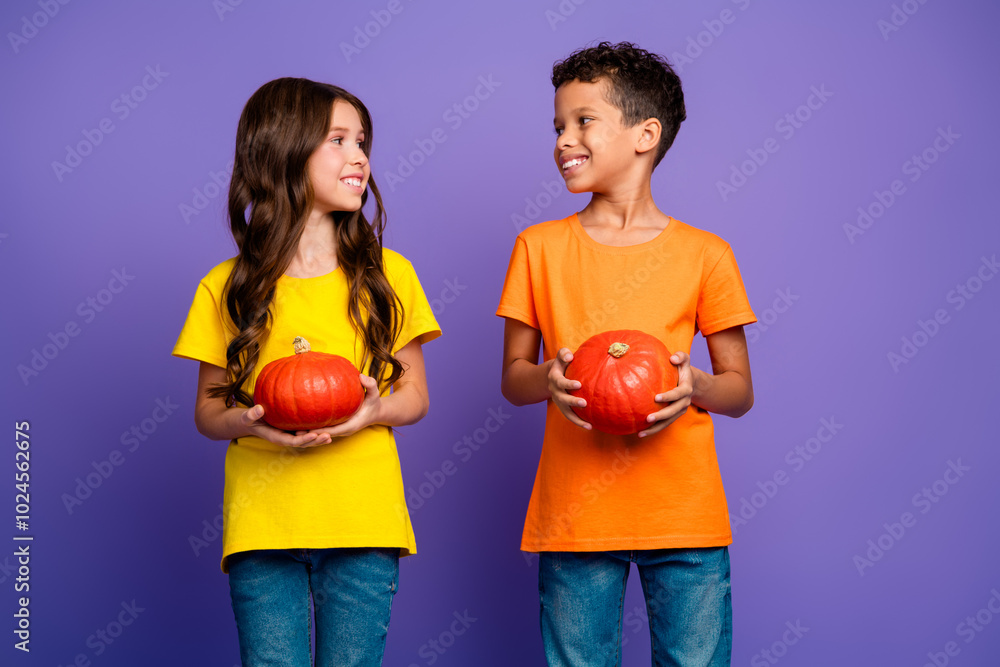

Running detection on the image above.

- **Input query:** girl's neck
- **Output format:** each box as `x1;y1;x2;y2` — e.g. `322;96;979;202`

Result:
285;212;339;278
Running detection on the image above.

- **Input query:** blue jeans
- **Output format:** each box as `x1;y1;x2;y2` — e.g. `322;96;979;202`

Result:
539;547;732;667
228;548;399;666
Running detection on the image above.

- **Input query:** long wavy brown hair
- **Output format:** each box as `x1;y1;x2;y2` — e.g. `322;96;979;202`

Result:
207;77;404;408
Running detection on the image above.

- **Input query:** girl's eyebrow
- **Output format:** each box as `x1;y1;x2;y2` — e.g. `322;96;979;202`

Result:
328;126;364;134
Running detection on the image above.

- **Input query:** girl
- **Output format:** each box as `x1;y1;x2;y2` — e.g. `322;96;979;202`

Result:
172;78;440;666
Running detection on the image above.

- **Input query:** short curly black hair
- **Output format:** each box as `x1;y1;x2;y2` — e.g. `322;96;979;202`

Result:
552;41;686;168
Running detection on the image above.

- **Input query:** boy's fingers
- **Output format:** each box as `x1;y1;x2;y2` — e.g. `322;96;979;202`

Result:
639;420;669;438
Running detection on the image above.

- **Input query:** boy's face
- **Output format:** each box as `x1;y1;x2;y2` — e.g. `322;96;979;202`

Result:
553;78;636;194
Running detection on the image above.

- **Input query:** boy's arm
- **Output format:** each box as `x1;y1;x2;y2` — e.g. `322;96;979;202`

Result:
639;325;754;438
500;318;592;429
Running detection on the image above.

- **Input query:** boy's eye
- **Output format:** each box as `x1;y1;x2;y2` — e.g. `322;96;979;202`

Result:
554;127;564;136
580;117;593;126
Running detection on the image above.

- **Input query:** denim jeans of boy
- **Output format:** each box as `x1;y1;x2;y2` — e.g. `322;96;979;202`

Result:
539;547;731;667
228;547;399;667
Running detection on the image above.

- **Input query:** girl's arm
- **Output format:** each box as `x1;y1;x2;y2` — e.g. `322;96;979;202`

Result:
500;317;592;430
194;362;333;447
304;337;430;440
640;325;754;438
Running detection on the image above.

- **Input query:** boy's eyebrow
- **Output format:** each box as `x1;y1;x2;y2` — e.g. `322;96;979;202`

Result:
553;106;600;124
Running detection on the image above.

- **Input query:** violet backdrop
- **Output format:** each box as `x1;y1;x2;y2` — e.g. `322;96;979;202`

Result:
3;0;999;665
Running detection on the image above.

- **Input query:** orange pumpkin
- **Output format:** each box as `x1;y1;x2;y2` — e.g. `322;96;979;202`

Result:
565;330;677;435
253;336;364;431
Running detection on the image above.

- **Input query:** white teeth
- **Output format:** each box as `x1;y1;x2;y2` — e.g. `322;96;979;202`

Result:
342;178;362;187
562;157;587;171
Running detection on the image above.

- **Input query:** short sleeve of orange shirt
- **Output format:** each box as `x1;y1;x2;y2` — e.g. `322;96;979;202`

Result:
497;214;756;552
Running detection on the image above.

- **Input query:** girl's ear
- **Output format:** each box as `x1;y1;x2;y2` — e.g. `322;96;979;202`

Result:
635;118;662;155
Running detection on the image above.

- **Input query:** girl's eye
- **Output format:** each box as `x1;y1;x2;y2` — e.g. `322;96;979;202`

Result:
331;137;343;144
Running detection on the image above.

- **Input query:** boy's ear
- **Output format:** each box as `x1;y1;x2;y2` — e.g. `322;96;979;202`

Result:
635;117;662;155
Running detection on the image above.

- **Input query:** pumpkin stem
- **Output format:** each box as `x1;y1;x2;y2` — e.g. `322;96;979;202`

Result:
608;342;630;358
293;336;311;354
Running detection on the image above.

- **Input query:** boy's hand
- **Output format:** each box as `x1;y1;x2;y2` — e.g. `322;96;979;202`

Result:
548;347;593;431
638;351;694;438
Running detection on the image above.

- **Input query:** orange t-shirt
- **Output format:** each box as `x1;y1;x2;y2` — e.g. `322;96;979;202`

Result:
497;213;756;552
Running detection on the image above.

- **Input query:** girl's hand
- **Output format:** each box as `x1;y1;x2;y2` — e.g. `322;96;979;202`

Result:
241;405;333;448
296;374;383;442
638;351;694;438
548;347;592;431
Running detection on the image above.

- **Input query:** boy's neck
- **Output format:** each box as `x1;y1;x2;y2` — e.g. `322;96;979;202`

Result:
579;181;667;231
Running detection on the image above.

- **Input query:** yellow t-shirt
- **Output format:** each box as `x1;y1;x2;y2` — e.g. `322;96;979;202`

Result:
172;249;440;572
497;214;756;552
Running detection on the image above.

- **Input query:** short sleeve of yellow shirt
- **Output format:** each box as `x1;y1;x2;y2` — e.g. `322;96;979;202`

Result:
173;249;440;572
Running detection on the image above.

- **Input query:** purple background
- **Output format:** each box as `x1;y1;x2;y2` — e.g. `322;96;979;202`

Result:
3;0;999;665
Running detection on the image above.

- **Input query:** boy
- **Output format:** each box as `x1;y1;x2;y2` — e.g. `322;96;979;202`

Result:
497;42;756;666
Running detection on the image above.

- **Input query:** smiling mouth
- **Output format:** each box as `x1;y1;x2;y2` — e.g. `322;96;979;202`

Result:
341;178;363;187
562;157;588;171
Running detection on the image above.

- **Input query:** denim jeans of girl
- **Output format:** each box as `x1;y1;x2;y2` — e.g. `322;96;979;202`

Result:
539;547;731;667
228;547;399;667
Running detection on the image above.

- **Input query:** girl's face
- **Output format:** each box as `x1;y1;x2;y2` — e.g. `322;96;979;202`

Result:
306;100;370;216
